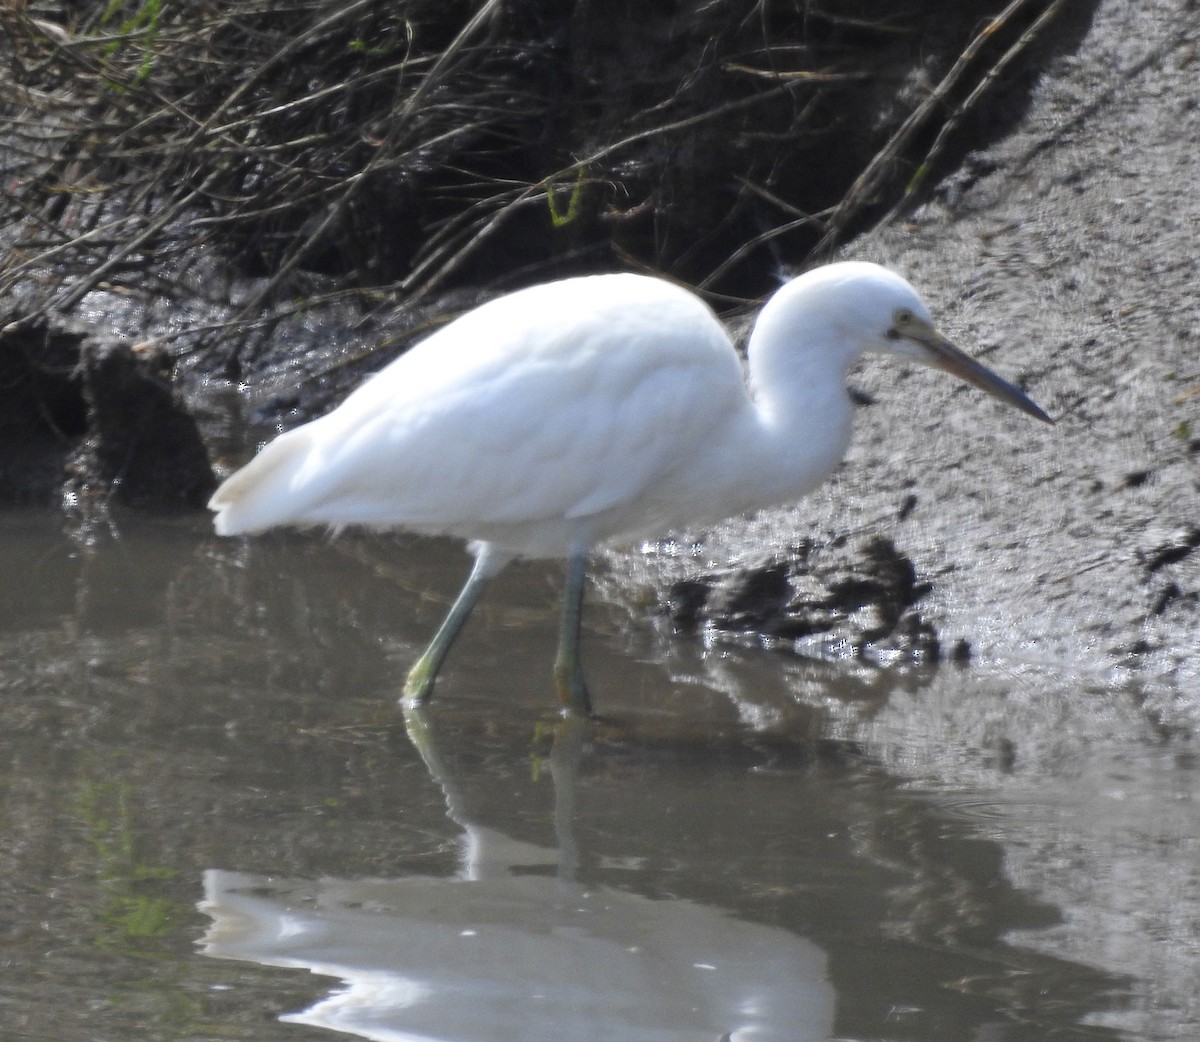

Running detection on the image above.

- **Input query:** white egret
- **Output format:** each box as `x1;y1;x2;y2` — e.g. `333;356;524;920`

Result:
210;262;1051;715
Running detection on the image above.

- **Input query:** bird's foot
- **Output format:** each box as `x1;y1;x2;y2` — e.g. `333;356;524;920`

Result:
402;656;437;707
553;659;594;717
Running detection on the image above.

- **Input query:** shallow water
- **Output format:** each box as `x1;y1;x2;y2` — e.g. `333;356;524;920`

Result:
1;509;1195;1041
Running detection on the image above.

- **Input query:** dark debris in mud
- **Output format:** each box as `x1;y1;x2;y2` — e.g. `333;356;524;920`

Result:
662;536;942;665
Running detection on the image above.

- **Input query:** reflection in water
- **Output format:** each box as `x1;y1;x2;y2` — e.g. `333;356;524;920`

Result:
199;715;834;1042
1;511;1191;1040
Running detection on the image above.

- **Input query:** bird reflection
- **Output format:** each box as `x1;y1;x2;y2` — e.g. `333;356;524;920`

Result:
199;709;833;1042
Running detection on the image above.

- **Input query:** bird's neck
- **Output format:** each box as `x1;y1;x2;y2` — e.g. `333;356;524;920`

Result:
742;320;858;503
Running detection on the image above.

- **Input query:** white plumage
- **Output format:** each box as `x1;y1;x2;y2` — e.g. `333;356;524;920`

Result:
211;261;1051;714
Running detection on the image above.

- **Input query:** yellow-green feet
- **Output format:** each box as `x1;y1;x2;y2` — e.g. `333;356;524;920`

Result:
399;544;595;715
402;653;439;706
399;546;500;707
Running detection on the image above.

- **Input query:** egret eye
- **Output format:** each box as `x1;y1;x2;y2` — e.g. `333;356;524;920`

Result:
894;308;915;326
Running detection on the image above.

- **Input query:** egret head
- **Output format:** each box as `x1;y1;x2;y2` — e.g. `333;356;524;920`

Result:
777;262;1053;425
874;279;1052;424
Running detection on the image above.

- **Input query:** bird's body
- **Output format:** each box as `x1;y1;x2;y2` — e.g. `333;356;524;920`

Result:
211;262;1051;714
211;273;849;554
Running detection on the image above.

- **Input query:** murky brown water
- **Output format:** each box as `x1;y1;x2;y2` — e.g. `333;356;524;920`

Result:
1;509;1195;1041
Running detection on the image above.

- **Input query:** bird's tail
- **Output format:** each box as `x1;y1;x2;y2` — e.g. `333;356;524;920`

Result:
209;426;318;535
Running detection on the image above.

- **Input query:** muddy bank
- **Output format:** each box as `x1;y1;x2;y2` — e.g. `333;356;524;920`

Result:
3;0;1092;506
604;0;1199;720
842;0;1200;705
1;1;1194;710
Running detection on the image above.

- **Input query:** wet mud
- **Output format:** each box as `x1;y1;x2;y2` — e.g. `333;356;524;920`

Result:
605;0;1198;721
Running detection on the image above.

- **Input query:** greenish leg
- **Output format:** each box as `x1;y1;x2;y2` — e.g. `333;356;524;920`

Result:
552;548;593;717
403;547;501;705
